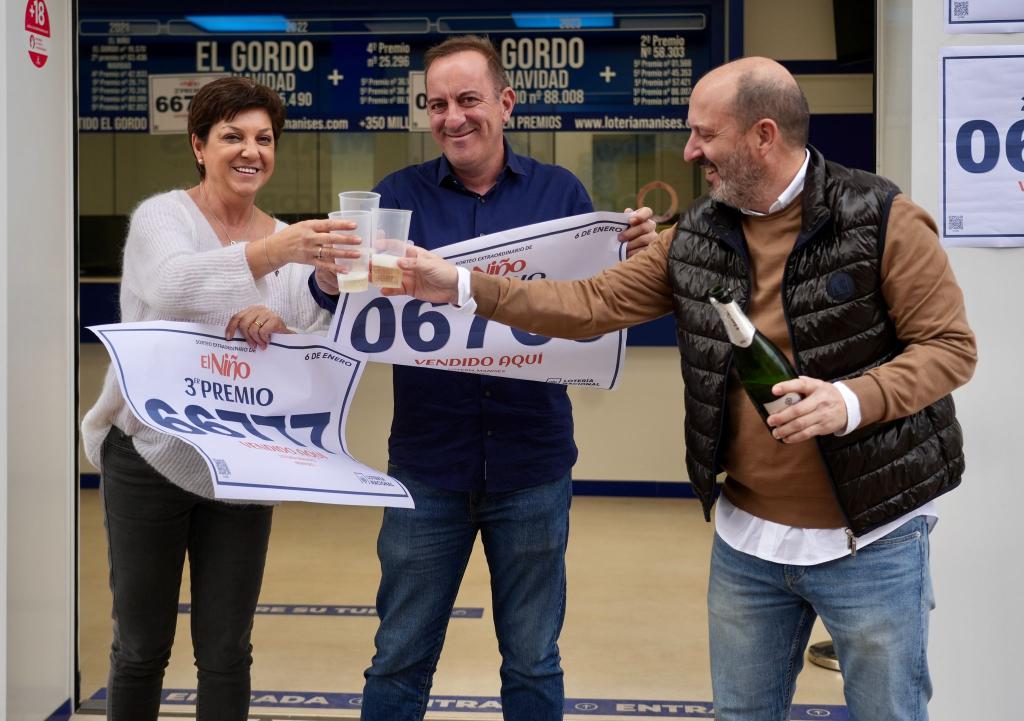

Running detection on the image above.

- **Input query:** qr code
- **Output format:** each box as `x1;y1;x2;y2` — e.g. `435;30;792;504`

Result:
947;215;964;231
953;1;969;18
213;458;231;477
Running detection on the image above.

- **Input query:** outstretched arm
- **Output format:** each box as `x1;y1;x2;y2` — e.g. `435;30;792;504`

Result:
389;233;675;340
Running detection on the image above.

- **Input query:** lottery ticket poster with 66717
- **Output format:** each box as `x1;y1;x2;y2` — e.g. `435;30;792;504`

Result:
89;321;413;507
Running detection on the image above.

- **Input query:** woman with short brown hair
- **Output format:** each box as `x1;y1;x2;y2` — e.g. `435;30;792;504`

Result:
83;76;350;720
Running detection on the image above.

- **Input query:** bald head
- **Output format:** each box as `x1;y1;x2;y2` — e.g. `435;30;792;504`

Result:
697;57;809;149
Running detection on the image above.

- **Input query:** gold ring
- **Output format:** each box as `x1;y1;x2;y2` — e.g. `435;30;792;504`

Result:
317;247;323;260
255;319;265;328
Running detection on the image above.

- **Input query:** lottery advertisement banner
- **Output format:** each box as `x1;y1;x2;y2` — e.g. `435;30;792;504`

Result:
78;3;723;134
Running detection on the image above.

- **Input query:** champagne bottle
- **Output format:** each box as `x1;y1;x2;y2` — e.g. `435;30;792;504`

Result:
707;286;802;426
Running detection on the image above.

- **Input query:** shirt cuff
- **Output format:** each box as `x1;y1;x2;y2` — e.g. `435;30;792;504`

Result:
454;266;477;313
308;271;339;312
833;381;861;436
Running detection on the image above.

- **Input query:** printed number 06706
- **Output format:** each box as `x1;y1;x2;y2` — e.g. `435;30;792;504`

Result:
350;299;598;353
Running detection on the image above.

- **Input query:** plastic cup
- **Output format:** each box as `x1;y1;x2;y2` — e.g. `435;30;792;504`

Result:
338;191;381;212
327;210;371;293
371;208;412;289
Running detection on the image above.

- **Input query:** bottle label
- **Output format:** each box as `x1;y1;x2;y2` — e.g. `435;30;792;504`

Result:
763;392;801;415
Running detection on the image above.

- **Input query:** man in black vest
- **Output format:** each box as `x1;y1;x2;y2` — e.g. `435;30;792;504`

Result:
387;57;976;721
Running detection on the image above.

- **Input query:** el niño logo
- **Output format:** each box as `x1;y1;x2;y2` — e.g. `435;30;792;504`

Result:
472;257;546;280
473;258;527;275
200;352;251;380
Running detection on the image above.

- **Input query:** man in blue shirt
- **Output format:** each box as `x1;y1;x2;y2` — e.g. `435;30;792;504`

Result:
312;35;655;721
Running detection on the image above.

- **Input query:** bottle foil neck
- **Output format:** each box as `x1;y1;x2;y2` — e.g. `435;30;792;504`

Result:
709;297;755;348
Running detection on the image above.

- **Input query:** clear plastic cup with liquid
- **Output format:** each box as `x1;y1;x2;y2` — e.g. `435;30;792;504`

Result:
371;208;412;289
328;209;371;293
338;191;381;212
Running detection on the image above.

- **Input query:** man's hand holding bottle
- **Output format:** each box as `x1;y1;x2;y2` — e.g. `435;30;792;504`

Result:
707;285;850;444
766;377;849;443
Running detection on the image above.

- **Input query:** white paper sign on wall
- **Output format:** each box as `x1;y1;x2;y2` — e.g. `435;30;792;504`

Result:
940;46;1024;247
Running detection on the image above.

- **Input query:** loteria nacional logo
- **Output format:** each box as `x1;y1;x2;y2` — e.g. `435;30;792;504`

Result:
472;256;546;280
200;351;252;381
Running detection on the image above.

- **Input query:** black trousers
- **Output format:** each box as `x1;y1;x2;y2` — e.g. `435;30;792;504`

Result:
100;426;273;721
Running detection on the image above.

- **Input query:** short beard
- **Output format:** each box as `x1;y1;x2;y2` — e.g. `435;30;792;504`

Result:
706;146;768;210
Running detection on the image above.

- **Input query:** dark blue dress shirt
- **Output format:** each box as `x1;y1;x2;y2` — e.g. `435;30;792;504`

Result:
311;141;592;492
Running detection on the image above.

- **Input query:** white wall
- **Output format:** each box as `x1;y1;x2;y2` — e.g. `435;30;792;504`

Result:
1;0;75;717
0;0;9;706
878;2;1023;717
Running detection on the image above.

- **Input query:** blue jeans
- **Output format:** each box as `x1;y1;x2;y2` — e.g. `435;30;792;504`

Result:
708;516;934;721
100;427;273;721
361;469;572;721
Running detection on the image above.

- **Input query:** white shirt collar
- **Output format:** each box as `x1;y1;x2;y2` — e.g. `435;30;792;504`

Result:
740;149;810;216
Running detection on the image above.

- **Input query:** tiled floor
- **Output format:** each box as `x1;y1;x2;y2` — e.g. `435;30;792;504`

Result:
75;491;844;719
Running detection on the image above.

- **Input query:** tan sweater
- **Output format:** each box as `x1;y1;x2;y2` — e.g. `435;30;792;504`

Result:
472;194;976;528
720;199;843;526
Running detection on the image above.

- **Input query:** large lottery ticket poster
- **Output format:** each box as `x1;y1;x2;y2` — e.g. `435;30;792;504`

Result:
91;322;413;507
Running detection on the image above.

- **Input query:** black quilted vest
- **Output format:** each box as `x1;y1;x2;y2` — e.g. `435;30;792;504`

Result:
669;147;964;535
